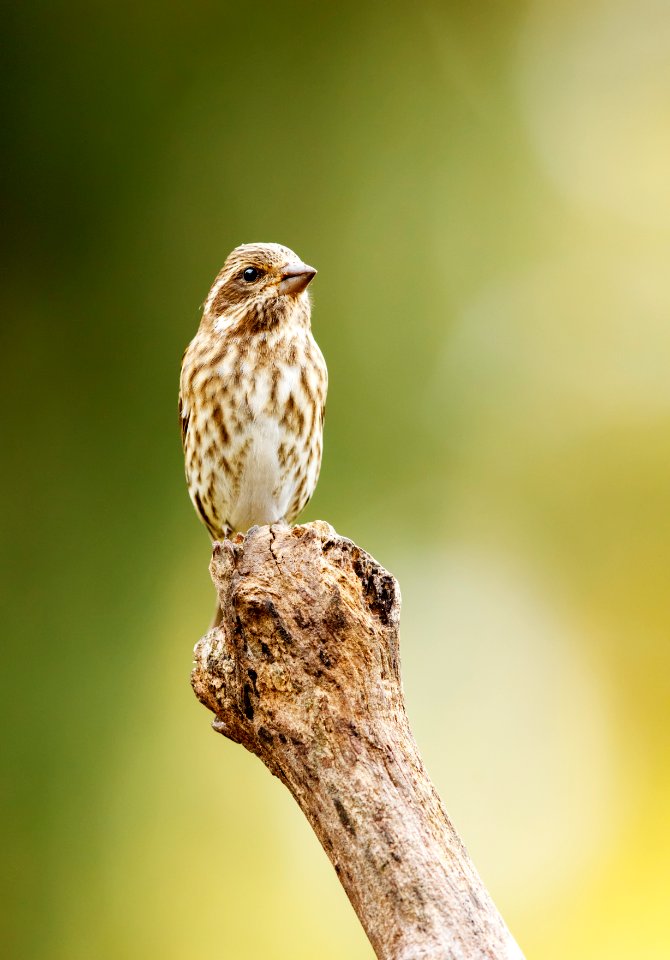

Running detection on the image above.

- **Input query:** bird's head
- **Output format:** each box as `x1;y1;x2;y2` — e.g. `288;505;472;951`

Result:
203;242;317;333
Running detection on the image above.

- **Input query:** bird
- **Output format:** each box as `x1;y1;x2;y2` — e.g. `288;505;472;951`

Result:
179;241;328;556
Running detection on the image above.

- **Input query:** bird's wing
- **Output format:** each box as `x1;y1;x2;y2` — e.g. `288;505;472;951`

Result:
178;345;192;451
178;390;190;450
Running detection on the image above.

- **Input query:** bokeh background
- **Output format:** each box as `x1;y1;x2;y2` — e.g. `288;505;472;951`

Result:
3;1;669;957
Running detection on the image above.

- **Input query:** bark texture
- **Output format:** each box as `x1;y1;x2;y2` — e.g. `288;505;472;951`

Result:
192;521;524;960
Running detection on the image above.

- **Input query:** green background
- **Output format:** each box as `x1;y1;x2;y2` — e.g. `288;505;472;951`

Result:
3;2;669;957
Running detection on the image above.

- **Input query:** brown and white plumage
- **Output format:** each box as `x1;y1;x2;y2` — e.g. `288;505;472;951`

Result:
179;242;327;541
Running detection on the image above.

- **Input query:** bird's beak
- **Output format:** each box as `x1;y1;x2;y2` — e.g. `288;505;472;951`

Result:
277;262;317;295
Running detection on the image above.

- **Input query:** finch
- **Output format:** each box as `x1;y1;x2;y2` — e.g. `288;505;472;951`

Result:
179;242;327;546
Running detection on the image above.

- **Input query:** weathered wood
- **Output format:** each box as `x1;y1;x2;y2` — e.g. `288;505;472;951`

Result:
192;521;524;960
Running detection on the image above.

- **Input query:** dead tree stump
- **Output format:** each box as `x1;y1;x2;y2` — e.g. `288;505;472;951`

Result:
191;521;524;960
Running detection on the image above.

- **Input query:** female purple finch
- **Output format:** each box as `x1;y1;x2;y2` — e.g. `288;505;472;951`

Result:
179;242;327;543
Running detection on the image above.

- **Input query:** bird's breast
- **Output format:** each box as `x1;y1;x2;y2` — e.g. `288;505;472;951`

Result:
182;326;326;535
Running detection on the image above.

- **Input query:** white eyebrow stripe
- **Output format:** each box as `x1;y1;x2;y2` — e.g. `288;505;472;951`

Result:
205;276;226;313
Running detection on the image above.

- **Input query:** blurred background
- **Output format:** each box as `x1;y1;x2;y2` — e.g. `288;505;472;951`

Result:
2;1;669;957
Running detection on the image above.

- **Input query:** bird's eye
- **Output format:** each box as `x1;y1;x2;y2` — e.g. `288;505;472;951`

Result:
242;267;261;282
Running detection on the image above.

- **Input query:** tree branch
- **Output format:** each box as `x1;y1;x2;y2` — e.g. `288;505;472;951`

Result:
192;521;524;960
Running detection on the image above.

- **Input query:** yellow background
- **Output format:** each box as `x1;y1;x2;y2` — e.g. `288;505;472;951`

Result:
3;2;669;957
